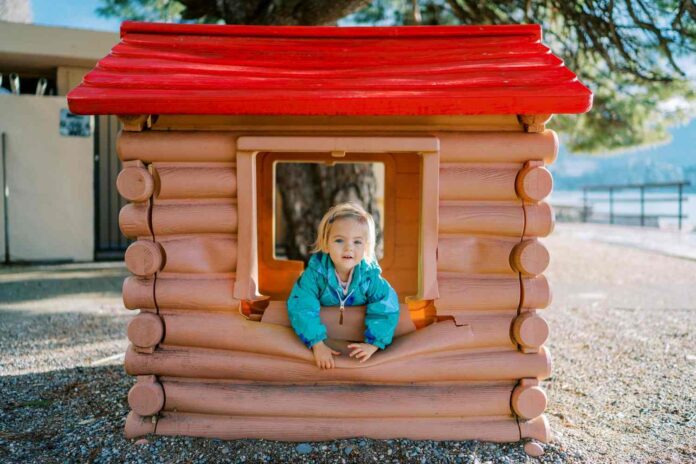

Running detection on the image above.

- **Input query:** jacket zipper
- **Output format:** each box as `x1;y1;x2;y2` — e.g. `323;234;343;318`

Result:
333;287;354;325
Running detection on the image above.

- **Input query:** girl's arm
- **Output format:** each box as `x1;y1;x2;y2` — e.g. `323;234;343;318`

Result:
287;268;327;349
363;274;400;349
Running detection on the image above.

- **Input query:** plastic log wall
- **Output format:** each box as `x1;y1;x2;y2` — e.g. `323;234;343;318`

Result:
116;114;555;455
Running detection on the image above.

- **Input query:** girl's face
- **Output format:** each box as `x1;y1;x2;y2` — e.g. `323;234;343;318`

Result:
327;218;367;277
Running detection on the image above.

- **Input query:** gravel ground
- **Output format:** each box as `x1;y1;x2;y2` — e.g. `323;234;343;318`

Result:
1;224;694;463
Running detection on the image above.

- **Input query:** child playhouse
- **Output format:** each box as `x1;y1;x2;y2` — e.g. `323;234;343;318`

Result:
68;22;592;457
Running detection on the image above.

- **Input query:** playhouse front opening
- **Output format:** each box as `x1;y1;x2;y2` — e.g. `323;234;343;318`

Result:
231;135;439;329
257;151;419;298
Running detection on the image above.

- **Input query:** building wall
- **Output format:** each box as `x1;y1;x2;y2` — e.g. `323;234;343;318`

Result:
57;66;92;95
0;94;93;262
0;22;118;74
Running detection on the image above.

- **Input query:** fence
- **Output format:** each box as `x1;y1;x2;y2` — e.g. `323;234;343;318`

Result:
582;181;690;230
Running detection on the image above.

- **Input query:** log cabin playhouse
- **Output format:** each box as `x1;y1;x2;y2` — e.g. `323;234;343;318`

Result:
68;22;592;457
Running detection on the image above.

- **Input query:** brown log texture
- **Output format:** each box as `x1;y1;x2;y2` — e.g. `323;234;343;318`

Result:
122;276;239;311
116;164;154;202
438;131;558;163
150;201;238;236
119;203;152;239
512;311;550;352
124;241;163;277
436;273;551;312
151;163;237;200
439;202;553;238
125;235;237;276
439;163;521;201
142;308;515;353
509;239;550;276
117;131;236;162
524;202;555;237
515;163;553;203
438;236;548;275
160;381;516;418
125;411;550;442
511;379;548;420
124;342;552;383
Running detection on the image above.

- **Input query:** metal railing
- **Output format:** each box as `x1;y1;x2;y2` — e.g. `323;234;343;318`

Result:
582;181;690;230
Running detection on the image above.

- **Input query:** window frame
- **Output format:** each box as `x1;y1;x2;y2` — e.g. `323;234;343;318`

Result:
234;135;440;302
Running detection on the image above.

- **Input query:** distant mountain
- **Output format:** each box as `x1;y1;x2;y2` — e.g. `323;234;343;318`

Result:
550;119;696;192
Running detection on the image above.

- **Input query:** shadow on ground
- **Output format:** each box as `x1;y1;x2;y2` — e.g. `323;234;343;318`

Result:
0;269;127;304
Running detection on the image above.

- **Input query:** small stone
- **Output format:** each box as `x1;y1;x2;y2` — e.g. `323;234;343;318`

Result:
134;439;149;446
359;440;367;447
387;449;392;455
296;443;313;454
344;446;353;456
524;441;544;457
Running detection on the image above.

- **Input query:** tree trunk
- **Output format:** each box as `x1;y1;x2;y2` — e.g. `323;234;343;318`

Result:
277;163;382;263
179;0;371;25
176;0;382;263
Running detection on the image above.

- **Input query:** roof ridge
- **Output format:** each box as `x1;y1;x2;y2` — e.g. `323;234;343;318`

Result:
120;21;542;41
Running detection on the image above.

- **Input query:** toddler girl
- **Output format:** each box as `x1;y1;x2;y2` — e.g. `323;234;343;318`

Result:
287;202;400;369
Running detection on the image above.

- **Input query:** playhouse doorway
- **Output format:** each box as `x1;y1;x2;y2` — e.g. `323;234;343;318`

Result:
255;151;420;302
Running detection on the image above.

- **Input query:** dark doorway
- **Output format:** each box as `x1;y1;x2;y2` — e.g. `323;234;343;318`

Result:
94;115;131;260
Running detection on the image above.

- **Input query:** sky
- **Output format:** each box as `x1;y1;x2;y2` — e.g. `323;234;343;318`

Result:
31;0;121;32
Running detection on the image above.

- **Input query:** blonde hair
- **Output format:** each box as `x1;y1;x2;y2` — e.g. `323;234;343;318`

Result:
312;202;377;264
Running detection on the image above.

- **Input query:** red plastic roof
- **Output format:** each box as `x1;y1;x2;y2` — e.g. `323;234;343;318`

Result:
68;22;592;116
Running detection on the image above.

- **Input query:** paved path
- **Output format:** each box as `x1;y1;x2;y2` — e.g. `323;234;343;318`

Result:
556;222;696;260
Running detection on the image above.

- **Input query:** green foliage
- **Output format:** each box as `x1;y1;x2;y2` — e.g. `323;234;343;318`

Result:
553;70;695;153
96;0;188;23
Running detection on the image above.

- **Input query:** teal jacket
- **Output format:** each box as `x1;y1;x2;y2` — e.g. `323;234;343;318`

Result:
287;252;400;350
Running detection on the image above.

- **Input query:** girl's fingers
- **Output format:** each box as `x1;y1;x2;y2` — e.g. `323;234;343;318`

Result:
331;350;341;355
349;349;362;358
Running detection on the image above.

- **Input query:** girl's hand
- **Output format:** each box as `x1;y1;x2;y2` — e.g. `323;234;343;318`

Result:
311;341;341;369
347;343;378;363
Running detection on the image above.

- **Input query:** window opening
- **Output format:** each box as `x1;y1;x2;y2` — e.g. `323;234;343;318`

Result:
274;161;386;264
